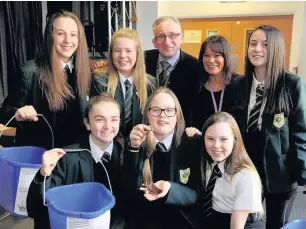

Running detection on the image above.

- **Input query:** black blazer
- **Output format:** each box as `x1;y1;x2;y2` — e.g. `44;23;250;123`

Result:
90;72;157;138
145;49;203;126
26;137;125;229
123;134;202;229
232;72;306;193
0;59;88;149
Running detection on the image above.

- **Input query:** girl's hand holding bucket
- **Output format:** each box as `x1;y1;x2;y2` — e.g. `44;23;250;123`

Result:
40;149;66;176
15;105;39;122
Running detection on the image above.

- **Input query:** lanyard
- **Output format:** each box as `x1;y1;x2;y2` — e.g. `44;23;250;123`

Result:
210;89;224;113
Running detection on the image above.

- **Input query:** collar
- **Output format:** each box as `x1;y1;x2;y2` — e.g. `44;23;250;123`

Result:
60;59;74;73
252;73;265;90
158;49;180;67
89;135;113;163
118;71;134;85
154;131;174;151
211;160;225;175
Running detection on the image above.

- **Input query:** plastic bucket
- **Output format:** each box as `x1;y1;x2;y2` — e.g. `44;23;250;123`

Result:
45;182;115;229
281;219;306;229
0;146;45;217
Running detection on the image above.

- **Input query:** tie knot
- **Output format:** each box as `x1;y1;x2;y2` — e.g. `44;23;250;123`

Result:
64;65;70;74
212;164;222;178
155;142;167;153
102;151;111;162
125;79;131;87
257;84;264;93
160;61;171;71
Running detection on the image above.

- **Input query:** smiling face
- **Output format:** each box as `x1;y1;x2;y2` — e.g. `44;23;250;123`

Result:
112;37;137;77
53;16;79;63
204;122;234;162
84;101;120;149
148;93;177;141
248;29;268;70
202;47;225;78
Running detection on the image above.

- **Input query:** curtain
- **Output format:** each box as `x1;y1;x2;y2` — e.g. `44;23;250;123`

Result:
0;1;43;106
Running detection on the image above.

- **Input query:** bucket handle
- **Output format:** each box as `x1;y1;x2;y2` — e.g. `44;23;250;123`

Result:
0;113;55;149
43;148;113;206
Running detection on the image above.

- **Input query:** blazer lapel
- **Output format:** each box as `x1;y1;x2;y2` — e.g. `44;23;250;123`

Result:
145;50;159;77
79;139;94;182
114;83;125;129
132;86;142;126
170;143;180;182
262;113;274;150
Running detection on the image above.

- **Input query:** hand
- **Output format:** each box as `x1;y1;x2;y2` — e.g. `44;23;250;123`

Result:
93;60;108;69
40;148;66;176
185;127;202;137
130;124;152;148
15;105;39;121
140;180;171;201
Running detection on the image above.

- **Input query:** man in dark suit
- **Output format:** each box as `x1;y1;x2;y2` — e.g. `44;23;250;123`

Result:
145;16;202;126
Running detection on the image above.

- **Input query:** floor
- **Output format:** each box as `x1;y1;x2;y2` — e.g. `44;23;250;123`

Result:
0;187;306;229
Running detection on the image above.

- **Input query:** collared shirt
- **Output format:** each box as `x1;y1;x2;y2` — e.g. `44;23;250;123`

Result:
205;161;263;214
247;74;266;130
157;50;180;76
118;71;134;98
89;134;114;164
154;131;174;151
60;59;74;73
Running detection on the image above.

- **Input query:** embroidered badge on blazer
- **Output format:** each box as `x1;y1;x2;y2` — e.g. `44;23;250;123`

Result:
273;112;285;128
180;168;190;184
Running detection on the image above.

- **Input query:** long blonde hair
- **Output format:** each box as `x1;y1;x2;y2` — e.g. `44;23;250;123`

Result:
108;28;153;111
38;10;91;111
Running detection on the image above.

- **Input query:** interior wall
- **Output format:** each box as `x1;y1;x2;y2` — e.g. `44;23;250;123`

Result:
158;1;305;73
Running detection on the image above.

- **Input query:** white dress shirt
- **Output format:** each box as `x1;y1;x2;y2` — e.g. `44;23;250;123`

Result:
247;74;266;130
154;131;174;151
118;71;134;98
89;135;113;164
205;161;263;214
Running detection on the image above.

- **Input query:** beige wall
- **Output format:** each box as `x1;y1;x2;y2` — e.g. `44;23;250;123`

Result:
158;1;305;74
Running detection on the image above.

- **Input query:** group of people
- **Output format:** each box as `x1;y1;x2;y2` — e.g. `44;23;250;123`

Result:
0;9;305;229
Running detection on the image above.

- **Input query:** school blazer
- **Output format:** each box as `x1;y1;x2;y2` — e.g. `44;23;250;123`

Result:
0;59;88;149
232;72;306;194
26;137;124;229
145;49;203;125
90;72;157;137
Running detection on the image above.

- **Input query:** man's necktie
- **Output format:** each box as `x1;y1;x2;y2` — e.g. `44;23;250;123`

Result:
159;61;171;86
201;164;222;218
124;79;132;125
248;84;264;132
101;151;111;163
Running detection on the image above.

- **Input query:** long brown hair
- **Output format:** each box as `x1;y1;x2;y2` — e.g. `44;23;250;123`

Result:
245;25;291;116
142;87;185;194
107;28;155;111
38;10;91;111
199;35;233;85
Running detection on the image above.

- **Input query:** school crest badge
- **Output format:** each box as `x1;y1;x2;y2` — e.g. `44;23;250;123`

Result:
273;113;285;128
180;168;190;184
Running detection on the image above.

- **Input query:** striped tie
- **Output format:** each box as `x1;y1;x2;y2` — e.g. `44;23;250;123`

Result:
248;84;264;132
159;61;171;86
101;151;111;163
124;79;132;125
201;164;222;218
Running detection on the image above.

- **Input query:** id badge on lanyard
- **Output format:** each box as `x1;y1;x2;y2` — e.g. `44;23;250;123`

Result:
210;89;225;113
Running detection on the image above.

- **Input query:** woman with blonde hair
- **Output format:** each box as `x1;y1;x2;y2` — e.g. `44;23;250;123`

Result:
124;87;202;229
144;112;265;229
0;10;91;149
91;28;156;138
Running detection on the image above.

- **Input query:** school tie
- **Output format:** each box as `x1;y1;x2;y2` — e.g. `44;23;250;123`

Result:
201;164;222;218
101;151;111;163
159;61;171;86
248;84;264;132
155;142;167;153
124;79;132;125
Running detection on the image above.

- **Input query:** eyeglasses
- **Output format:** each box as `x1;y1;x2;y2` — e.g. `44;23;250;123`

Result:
155;33;181;41
149;107;177;117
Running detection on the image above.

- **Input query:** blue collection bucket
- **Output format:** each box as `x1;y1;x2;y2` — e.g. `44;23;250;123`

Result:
281;219;306;229
0;146;45;217
45;182;115;229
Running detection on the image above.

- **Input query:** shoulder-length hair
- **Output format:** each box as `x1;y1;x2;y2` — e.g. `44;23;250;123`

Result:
108;28;154;111
37;10;91;111
198;35;233;85
245;25;291;116
142;87;185;153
